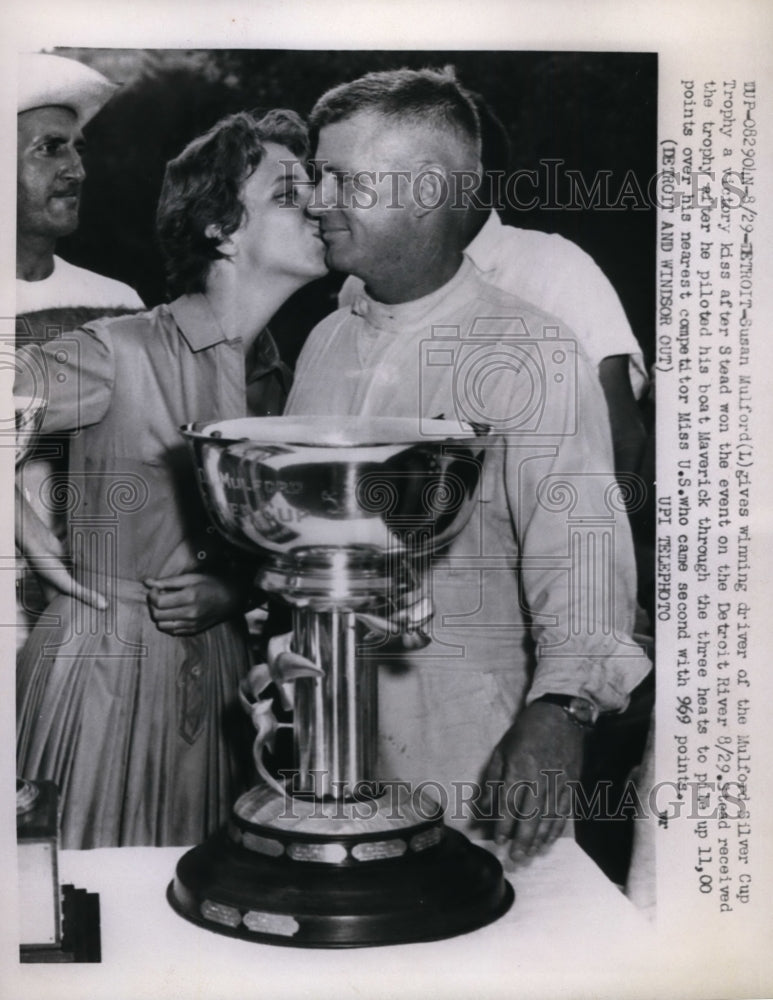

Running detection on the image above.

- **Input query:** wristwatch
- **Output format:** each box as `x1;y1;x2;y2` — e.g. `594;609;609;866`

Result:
535;693;599;728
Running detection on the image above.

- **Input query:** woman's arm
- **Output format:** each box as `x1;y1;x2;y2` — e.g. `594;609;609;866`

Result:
15;483;107;609
14;327;115;434
15;327;116;606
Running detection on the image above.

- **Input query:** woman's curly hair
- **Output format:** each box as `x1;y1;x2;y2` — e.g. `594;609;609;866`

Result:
156;108;309;298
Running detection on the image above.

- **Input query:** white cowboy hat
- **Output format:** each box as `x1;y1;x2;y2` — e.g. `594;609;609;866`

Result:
17;52;117;126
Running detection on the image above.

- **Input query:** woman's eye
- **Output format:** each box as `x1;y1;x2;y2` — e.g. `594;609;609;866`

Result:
278;183;314;206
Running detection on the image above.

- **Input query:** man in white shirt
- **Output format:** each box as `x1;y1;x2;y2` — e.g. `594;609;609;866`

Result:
287;67;651;866
16;53;143;327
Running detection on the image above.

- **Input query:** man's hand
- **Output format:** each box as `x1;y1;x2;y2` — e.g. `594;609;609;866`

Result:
144;572;244;636
481;700;586;868
357;593;432;653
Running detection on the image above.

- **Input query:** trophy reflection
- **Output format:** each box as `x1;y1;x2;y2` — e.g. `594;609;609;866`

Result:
168;416;513;947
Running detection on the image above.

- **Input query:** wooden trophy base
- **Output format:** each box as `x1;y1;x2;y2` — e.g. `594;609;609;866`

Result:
168;787;513;948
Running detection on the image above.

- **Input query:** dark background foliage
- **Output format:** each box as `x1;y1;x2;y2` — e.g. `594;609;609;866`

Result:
56;48;657;368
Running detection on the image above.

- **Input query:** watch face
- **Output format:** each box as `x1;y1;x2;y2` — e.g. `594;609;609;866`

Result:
569;698;597;725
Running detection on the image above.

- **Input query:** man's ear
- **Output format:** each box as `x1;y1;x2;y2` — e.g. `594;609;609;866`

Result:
413;164;449;218
204;222;223;241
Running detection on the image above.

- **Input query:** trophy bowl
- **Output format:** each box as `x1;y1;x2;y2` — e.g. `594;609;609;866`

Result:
182;415;486;558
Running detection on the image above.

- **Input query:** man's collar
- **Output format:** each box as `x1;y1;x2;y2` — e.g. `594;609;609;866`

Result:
462;210;502;274
169;293;235;352
348;257;476;335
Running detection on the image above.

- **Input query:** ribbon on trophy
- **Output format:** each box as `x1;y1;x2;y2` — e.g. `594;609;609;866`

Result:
239;592;433;798
239;633;323;798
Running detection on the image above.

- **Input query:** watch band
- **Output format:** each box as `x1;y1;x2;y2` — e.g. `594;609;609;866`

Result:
535;693;599;728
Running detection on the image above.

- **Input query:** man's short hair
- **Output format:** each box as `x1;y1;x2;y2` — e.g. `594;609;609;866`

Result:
156;109;309;298
309;67;480;157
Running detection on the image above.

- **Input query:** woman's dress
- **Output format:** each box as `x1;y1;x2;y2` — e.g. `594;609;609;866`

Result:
15;294;289;847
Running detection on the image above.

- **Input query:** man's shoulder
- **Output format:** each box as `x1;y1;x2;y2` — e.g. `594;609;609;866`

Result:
291;305;359;378
52;257;145;308
17;257;143;314
308;304;353;340
484;222;602;273
464;268;575;335
469;218;645;385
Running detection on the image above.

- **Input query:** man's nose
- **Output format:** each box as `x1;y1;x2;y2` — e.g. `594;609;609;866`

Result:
306;172;337;217
60;148;86;183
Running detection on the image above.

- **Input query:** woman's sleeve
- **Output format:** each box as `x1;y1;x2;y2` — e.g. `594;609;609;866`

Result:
14;324;116;434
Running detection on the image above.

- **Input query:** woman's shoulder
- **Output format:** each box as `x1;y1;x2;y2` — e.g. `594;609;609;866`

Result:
82;302;183;357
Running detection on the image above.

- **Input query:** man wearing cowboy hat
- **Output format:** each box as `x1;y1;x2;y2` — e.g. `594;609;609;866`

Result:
17;52;143;320
16;53;143;639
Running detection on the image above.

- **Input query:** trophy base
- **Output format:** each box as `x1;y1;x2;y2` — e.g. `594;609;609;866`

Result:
168;786;514;948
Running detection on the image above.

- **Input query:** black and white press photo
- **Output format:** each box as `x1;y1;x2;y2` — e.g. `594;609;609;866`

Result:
3;4;771;997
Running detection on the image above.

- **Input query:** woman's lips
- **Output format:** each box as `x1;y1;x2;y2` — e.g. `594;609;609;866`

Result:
320;226;347;242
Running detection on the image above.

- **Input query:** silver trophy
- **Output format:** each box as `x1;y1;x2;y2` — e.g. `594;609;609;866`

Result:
168;416;513;947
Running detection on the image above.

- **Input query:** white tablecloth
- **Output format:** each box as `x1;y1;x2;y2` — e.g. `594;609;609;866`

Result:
11;838;654;1000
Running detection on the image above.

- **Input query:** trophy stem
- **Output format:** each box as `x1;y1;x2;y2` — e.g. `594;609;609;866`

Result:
292;606;378;799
